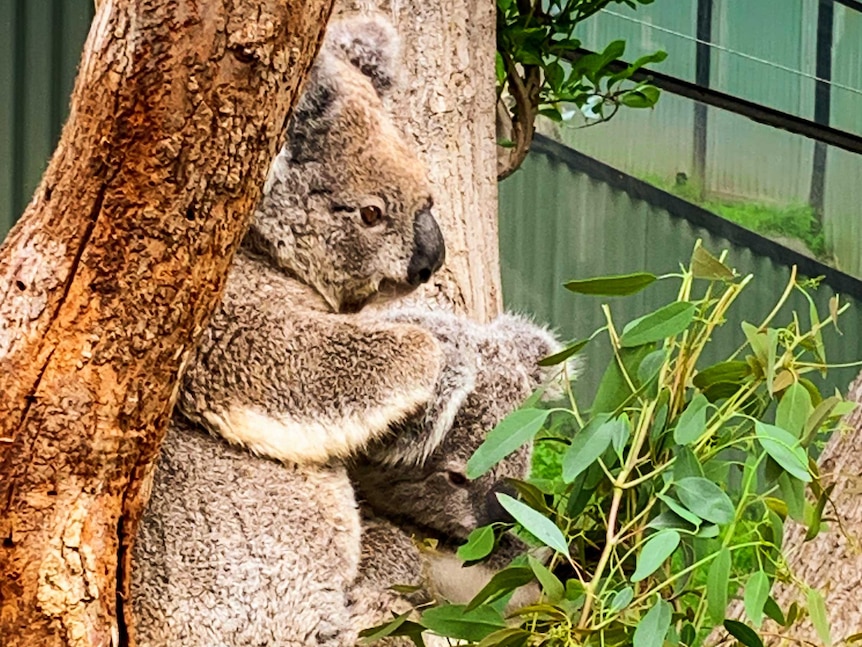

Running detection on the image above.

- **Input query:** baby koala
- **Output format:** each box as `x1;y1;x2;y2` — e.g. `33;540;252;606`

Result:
348;309;568;641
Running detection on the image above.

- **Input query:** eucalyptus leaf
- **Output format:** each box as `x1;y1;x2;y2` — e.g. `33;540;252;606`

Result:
609;587;634;612
744;570;771;628
723;620;764;647
420;604;506;642
673;394;710;445
755;422;811;482
467;409;551;478
691;246;735;281
707;547;731;624
776;382;813;438
675;477;735;526
620;302;697;348
527;555;564;603
496;494;569;556
561;415;615;483
631;530;680;582
564;272;657;296
633;598;671;647
807;588;832;647
539;339;589;366
457;525;496;561
464;566;534;611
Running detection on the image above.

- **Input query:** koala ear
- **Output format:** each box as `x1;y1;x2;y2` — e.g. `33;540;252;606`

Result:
325;14;400;95
488;313;582;398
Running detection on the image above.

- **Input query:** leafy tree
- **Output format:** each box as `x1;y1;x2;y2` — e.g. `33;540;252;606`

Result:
496;0;665;178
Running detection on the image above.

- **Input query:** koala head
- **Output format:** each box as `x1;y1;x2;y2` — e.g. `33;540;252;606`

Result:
245;14;445;313
352;312;567;542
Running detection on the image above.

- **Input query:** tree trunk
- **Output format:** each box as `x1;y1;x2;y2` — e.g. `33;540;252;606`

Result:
340;0;501;321
0;1;333;645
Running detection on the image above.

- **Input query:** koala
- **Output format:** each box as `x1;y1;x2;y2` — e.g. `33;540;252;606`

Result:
347;310;567;642
131;15;449;647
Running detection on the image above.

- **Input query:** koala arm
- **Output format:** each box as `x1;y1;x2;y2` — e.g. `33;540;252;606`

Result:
177;273;444;465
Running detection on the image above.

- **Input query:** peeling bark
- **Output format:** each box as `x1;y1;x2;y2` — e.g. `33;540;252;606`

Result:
341;0;501;321
0;0;333;645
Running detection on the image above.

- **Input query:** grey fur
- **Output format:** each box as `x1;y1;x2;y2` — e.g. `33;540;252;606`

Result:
132;14;449;647
349;311;567;643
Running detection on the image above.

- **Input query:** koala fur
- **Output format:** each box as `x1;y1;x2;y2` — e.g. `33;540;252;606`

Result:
348;311;567;642
132;15;449;647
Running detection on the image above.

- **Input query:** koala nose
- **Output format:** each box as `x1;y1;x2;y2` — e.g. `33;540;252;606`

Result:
482;481;518;525
407;208;445;285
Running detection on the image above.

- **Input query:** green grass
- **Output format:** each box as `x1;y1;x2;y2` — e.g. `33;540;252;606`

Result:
639;173;830;261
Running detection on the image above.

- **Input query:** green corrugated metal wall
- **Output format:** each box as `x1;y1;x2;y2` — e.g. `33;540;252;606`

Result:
0;0;93;235
499;140;862;405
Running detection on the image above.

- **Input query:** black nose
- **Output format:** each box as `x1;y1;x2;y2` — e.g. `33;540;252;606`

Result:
407;208;445;285
482;481;517;525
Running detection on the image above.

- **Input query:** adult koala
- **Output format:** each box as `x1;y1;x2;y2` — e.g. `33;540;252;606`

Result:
131;15;447;647
348;311;568;641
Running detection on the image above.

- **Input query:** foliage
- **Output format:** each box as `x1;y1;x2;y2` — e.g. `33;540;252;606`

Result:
361;243;856;647
496;0;665;179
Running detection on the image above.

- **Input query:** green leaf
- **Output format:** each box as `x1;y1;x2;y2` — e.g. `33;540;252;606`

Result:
544;60;564;92
592;345;654;414
620;302;697;348
467;409;550;478
742;323;779;394
457;525;496;561
672;446;704;480
744;571;771;628
421;605;506;642
539;338;589;366
763;597;786;626
475;628;531;647
610;414;631;457
609;587;634;612
633;598;671;647
631;530;680;582
776;382;813;438
693;361;751;390
673;394;710;445
755;422;811;482
807;588;832;646
561;415;615;482
805;483;835;541
657;493;702;527
564;272;657;296
691;246;735;281
675;477;735;526
465;565;534;611
496;494;569;555
778;473;806;521
723;620;764;647
527;555;564;603
358;611;413;644
707;547;731;624
803;396;842;444
620;85;661;108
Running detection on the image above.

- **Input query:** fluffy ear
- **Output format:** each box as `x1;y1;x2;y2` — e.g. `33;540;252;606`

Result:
325;13;400;95
486;312;580;400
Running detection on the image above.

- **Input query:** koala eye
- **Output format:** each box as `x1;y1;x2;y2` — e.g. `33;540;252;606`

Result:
447;471;469;487
359;204;383;227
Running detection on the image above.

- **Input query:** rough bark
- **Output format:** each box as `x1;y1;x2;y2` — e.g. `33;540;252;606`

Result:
340;0;501;321
0;1;333;645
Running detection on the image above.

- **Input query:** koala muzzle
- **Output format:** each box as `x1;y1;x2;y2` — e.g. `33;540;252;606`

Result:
407;209;445;285
481;481;518;526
